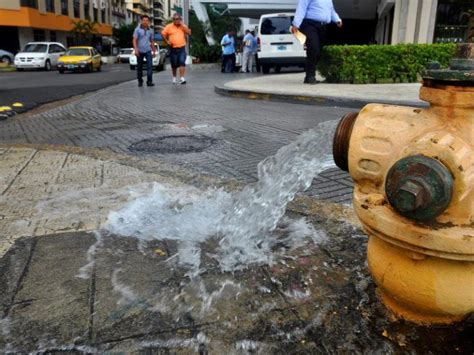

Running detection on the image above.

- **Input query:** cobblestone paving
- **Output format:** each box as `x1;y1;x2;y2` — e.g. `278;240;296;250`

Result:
0;69;354;202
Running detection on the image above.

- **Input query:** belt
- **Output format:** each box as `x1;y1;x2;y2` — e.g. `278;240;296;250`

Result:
304;19;328;26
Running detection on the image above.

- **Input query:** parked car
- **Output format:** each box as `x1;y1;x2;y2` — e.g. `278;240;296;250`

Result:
116;48;133;63
0;49;14;65
129;45;167;71
257;13;306;74
57;46;102;73
14;42;66;71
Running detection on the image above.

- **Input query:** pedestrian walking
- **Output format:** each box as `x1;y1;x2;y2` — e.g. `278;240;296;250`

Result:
133;15;157;87
291;0;342;84
240;30;255;73
162;13;192;85
221;29;236;73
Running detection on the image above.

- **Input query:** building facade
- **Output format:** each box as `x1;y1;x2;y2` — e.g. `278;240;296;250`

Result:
0;0;114;52
153;0;165;31
191;0;473;45
375;0;473;45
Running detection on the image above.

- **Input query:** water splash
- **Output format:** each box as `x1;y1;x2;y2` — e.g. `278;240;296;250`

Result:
111;268;139;305
107;121;337;272
76;231;103;279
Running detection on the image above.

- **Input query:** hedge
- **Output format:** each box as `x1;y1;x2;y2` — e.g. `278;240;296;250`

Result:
190;43;222;63
318;43;456;84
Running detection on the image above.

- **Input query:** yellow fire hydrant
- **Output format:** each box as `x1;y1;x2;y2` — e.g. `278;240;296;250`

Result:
333;43;474;325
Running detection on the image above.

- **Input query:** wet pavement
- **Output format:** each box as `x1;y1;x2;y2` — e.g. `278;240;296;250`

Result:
0;69;355;203
2;218;472;353
1;70;472;353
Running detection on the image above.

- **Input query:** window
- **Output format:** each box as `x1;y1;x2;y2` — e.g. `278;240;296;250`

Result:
260;16;293;35
50;44;65;53
73;0;80;18
33;29;46;41
50;30;57;41
61;0;68;15
22;43;48;53
66;48;91;56
101;8;106;23
20;0;38;8
94;8;99;22
84;0;90;19
67;37;75;47
434;0;472;43
45;0;55;12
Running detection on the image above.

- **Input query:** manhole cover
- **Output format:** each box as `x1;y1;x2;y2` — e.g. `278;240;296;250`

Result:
129;135;216;154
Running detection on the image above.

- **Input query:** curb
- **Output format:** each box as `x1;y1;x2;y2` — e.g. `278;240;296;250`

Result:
215;84;428;109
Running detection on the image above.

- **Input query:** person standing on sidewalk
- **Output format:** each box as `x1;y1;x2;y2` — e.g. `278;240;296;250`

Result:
162;13;192;85
240;30;255;73
133;15;157;87
221;29;236;73
291;0;342;84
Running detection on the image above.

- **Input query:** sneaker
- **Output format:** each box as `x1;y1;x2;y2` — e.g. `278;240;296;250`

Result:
138;81;143;87
180;78;187;85
172;78;177;84
147;82;155;87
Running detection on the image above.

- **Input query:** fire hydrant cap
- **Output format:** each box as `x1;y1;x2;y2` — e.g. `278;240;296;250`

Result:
385;155;454;221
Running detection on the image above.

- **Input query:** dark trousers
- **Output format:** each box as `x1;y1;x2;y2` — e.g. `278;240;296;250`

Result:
137;51;153;83
222;53;236;73
300;19;327;79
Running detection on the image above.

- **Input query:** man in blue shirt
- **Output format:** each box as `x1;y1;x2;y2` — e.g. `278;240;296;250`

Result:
133;15;157;87
221;29;236;73
291;0;342;84
241;29;255;73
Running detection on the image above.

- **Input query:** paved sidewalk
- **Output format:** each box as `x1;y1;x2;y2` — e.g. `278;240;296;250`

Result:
216;72;425;108
0;146;172;258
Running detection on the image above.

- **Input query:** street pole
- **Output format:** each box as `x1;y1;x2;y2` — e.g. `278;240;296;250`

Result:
183;0;190;56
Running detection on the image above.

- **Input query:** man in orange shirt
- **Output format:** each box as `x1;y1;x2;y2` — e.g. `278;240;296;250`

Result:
162;13;192;84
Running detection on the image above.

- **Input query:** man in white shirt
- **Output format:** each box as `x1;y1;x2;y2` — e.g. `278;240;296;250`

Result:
291;0;343;84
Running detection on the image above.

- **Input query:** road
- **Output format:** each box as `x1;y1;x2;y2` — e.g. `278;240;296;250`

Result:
0;63;137;111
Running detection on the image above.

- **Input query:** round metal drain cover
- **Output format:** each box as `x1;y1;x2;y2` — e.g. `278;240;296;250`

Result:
129;135;215;154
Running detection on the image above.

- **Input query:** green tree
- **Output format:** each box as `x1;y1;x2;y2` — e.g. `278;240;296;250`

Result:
207;5;241;42
70;19;98;45
188;5;241;62
113;23;137;48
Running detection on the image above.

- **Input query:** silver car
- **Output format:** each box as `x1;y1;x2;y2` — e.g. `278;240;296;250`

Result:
0;49;14;65
129;45;167;71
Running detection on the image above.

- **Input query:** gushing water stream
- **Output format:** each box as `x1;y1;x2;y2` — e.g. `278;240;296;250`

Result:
107;120;337;272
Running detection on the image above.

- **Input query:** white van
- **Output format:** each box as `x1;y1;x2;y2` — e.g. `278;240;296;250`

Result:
14;42;66;71
257;13;306;74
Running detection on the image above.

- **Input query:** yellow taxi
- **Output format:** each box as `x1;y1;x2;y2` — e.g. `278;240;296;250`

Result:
57;46;102;73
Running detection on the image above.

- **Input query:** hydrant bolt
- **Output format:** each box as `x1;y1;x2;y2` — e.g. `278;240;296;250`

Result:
396;180;428;213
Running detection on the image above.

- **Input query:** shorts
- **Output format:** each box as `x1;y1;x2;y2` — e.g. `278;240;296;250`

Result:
170;47;187;68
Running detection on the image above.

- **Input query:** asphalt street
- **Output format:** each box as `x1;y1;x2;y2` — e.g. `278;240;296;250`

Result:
0;63;138;110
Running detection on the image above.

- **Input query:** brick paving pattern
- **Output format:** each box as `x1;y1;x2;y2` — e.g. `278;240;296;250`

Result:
0;70;354;202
